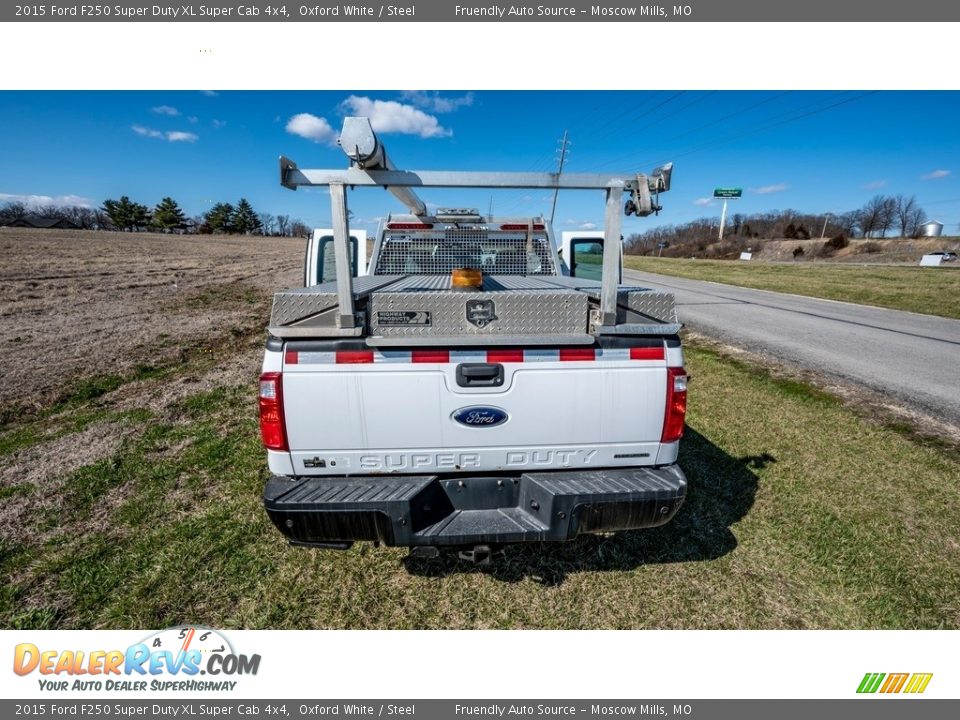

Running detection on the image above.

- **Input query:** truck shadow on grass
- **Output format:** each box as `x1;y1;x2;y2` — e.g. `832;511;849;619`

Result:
403;427;769;585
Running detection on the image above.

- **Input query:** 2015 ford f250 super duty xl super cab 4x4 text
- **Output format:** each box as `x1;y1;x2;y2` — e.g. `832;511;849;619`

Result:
259;117;687;562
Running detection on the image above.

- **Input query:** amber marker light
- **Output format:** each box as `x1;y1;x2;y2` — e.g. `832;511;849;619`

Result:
451;268;483;290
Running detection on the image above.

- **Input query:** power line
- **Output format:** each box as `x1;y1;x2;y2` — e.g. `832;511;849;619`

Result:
579;91;663;139
589;91;688;146
672;91;878;163
631;91;718;135
609;91;878;172
592;90;794;171
659;91;794;146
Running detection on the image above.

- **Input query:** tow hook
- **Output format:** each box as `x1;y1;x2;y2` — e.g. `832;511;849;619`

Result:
458;545;493;566
407;546;440;561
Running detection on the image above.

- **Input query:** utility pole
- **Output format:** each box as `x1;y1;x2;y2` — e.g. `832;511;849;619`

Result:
820;213;831;239
718;199;729;241
549;129;569;225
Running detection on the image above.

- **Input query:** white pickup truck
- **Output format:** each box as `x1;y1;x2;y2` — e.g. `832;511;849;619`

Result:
260;117;687;561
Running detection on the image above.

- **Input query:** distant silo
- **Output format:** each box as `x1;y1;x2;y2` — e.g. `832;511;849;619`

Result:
921;220;944;237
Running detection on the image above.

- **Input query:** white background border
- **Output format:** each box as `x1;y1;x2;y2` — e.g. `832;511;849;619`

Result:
0;22;957;90
1;19;957;702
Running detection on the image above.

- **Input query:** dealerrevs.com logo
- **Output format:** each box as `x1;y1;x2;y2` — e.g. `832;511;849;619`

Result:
13;627;261;692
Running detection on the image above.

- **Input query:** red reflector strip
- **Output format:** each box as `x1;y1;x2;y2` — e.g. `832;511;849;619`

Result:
387;222;434;229
629;347;665;361
336;350;374;364
499;224;545;230
487;349;524;363
411;350;450;363
559;348;596;362
286;346;666;364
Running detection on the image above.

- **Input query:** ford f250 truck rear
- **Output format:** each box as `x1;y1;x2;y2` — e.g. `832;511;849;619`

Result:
260;117;687;560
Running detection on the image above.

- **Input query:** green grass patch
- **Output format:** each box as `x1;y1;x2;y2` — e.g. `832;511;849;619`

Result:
623;256;960;318
182;282;265;310
1;348;958;629
0;483;32;501
0;424;43;457
0;406;151;459
54;365;175;410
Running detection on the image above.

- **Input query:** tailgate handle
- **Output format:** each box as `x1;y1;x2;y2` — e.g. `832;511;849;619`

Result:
456;363;504;387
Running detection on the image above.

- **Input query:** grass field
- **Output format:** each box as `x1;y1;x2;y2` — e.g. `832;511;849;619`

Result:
2;340;958;630
623;256;960;319
2;230;958;630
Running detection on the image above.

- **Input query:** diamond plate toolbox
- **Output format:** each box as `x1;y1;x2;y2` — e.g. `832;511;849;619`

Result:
270;289;339;326
369;289;589;337
270;276;403;327
618;289;678;324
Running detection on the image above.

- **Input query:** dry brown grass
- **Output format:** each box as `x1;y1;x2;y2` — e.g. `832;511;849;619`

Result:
0;228;304;413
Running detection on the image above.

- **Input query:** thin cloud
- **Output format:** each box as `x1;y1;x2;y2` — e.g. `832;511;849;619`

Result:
863;179;887;189
166;131;198;143
188;116;199;124
151;105;180;116
0;192;95;208
201;90;218;97
341;96;451;138
211;119;227;129
132;125;163;139
922;169;950;180
578;222;597;230
752;183;788;194
693;197;714;206
132;125;197;142
285;113;337;145
400;91;474;113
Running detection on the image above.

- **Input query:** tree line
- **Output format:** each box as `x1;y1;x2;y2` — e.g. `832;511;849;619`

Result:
626;194;937;256
0;196;312;237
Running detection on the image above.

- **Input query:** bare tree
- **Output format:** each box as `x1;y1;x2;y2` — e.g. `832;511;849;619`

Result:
290;219;310;238
835;211;860;238
275;214;290;237
0;201;29;223
859;195;895;237
62;205;96;229
92;208;112;230
895;195;919;237
878;196;897;237
906;206;927;238
258;212;276;236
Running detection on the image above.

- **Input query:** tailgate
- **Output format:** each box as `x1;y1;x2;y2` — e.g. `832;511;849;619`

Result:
275;340;680;476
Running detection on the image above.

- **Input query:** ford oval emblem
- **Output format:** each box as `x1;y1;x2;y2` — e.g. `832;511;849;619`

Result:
452;406;508;428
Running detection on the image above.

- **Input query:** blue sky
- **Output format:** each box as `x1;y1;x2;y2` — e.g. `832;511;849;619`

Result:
1;90;958;234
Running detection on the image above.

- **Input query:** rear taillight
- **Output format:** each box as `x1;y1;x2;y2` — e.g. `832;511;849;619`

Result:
661;367;688;443
259;372;288;451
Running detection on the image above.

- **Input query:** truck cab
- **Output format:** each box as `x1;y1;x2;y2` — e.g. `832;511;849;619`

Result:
560;230;622;282
304;228;367;286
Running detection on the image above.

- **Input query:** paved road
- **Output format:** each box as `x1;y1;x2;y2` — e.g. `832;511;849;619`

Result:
624;268;960;426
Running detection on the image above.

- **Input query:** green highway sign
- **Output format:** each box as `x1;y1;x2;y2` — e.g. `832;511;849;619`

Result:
713;187;743;198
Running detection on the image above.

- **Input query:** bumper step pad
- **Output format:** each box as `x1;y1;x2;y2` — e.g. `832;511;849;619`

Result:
263;465;687;548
